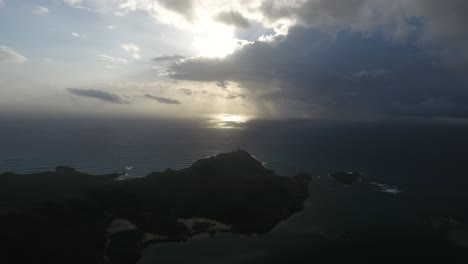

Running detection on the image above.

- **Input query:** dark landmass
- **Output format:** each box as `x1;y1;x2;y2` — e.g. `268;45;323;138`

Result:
0;150;310;264
329;171;360;186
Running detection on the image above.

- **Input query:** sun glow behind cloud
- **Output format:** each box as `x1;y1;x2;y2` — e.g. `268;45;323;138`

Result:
3;0;467;121
191;22;237;58
115;0;263;58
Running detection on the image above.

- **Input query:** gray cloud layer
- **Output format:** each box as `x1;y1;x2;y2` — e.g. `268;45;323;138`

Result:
214;10;250;29
260;0;468;69
68;88;128;104
144;94;181;104
159;0;468;119
152;54;185;62
168;26;468;118
114;1;468;70
159;0;194;20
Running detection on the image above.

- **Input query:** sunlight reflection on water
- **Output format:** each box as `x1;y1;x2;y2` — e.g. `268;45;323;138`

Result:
207;114;251;129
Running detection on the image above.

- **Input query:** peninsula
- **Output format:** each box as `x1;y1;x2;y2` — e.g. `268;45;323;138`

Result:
0;150;311;264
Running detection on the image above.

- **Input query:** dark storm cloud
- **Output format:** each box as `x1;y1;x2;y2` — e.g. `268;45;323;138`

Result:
214;11;250;29
144;94;181;104
259;0;468;69
259;1;291;22
404;0;468;69
260;0;367;24
152;55;185;62
67;88;128;104
168;26;468;118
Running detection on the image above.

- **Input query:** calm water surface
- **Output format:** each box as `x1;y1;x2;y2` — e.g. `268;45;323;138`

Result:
1;117;468;262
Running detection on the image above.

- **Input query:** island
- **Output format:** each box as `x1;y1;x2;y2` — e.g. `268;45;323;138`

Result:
0;150;311;264
329;171;360;186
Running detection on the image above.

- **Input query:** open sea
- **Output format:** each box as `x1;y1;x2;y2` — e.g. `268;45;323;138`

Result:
1;117;468;261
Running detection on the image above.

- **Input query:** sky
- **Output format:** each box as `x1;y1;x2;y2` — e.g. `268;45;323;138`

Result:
1;0;468;122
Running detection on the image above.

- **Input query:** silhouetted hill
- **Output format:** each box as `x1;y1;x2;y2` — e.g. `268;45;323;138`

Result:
0;150;310;264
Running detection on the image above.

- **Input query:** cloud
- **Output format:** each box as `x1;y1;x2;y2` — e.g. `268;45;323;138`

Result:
144;0;468;119
116;0;263;30
168;26;468;119
144;94;181;104
67;88;128;104
96;55;127;63
214;11;251;29
71;32;85;38
402;0;468;69
177;88;193;95
117;0;196;22
33;6;49;16
159;0;194;20
80;0;468;68
0;46;28;63
260;0;368;26
152;54;185;62
9;0;466;119
221;90;247;100
0;0;4;7
216;81;229;89
63;0;82;6
121;44;140;59
258;0;468;69
62;0;107;12
121;44;139;53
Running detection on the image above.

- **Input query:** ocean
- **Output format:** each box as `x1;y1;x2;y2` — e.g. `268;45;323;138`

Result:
1;117;468;261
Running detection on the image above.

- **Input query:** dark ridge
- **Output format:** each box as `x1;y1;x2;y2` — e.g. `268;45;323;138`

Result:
0;150;310;264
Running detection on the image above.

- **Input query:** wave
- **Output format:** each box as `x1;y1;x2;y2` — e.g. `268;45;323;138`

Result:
369;182;402;194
